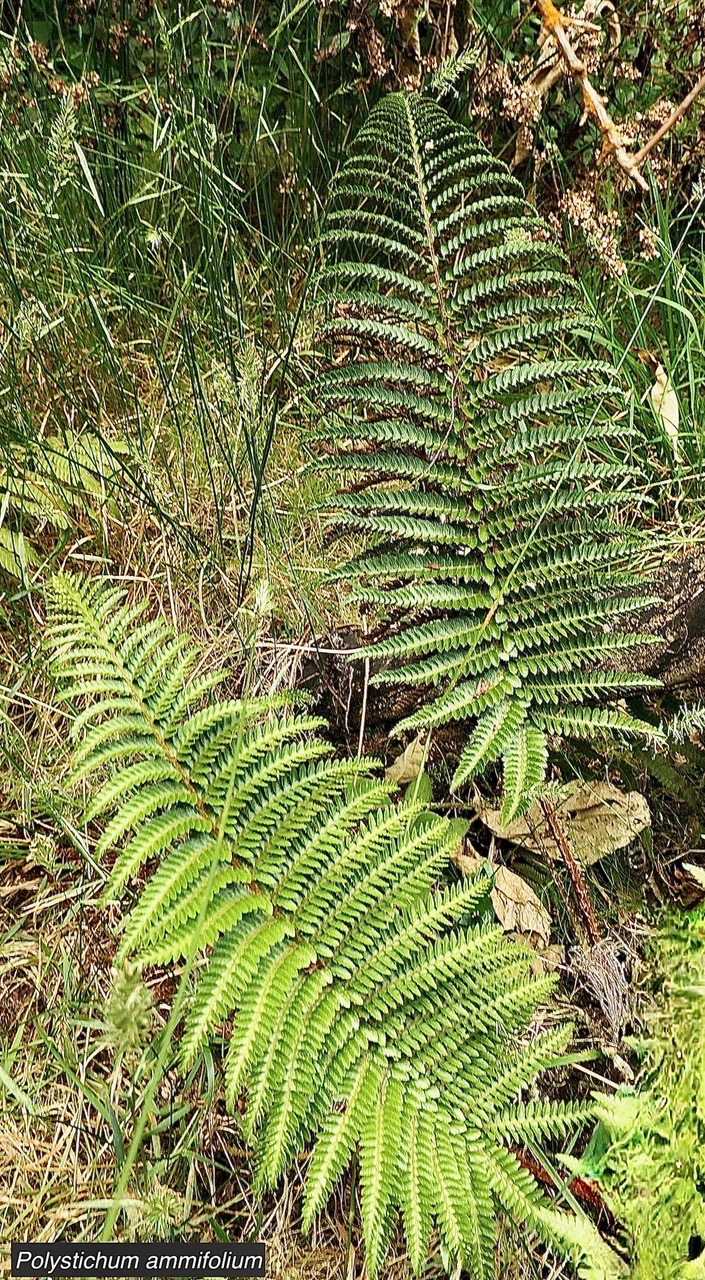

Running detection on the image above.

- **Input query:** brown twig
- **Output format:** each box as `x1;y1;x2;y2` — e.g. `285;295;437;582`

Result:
536;0;648;190
539;796;602;947
512;1146;617;1228
537;0;705;194
633;70;705;165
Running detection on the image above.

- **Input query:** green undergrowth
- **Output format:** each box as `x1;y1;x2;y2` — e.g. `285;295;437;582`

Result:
0;25;352;641
568;901;705;1279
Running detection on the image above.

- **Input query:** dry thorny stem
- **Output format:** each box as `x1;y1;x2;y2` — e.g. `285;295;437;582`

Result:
539;795;602;948
536;0;705;192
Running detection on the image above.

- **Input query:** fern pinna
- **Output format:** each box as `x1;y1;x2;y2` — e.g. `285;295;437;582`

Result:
309;91;660;819
48;574;621;1280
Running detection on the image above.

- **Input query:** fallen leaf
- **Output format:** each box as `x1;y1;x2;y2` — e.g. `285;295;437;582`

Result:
650;363;679;460
451;845;551;947
477;780;650;865
452;843;483;879
490;865;551;946
385;734;426;785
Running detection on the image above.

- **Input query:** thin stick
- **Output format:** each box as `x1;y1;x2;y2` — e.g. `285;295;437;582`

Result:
539;796;602;948
357;617;370;759
255;640;359;656
536;0;648;191
633;70;705;165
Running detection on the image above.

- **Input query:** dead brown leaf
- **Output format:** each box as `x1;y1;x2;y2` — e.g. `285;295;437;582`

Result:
452;845;551;946
477;780;650;865
385;734;426;785
491;864;551;946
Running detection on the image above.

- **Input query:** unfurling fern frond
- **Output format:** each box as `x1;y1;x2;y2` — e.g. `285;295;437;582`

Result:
309;91;661;819
429;44;484;99
47;574;622;1280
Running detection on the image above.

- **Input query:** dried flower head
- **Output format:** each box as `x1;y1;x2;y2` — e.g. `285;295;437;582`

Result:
560;184;626;278
28;42;48;66
638;226;659;261
104;960;153;1054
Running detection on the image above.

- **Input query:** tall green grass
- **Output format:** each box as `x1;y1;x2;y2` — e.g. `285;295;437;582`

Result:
0;6;359;627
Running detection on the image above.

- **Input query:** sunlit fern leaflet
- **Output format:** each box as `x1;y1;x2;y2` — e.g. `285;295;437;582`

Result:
48;574;620;1280
309;92;660;818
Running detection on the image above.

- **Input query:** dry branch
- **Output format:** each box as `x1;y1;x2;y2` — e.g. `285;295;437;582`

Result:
539;795;602;947
537;0;647;190
536;0;705;193
633;70;705;165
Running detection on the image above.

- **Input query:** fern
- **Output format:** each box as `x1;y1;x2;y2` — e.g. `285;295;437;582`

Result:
430;45;485;100
567;905;705;1279
47;573;622;1280
309;91;660;821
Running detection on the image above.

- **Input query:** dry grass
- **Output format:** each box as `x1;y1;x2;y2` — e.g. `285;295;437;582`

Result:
0;862;118;1250
1;289;361;666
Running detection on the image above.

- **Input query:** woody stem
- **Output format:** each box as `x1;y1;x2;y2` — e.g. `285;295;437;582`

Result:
539;796;602;947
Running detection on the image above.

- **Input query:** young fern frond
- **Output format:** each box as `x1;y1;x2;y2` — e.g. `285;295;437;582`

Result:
309;91;660;819
47;574;622;1280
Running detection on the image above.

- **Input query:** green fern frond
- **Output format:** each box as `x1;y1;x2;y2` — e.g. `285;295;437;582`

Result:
308;90;659;818
47;574;620;1280
489;1098;595;1144
539;706;666;743
501;722;548;824
453;698;528;786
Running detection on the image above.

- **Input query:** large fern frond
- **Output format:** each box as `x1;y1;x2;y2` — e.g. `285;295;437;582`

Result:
47;574;622;1280
309;91;660;818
